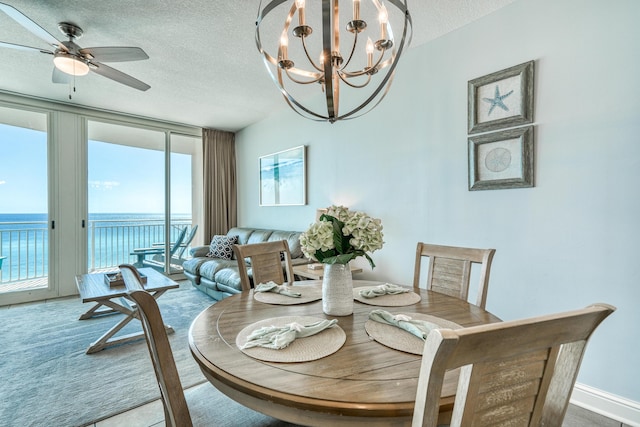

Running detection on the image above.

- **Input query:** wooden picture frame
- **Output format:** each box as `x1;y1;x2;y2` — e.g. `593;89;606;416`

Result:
468;61;534;134
468;126;534;191
259;145;306;206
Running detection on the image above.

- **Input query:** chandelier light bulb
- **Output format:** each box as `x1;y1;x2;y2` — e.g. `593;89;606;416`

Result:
366;37;374;68
295;0;306;26
379;9;388;40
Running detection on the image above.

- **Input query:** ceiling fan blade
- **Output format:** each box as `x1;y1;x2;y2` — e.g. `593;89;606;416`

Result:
0;40;53;54
52;67;71;84
0;2;63;49
79;47;149;62
90;62;150;91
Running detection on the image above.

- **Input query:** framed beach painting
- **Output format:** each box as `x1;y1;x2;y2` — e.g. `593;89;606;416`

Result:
468;126;534;191
259;145;306;206
468;61;534;134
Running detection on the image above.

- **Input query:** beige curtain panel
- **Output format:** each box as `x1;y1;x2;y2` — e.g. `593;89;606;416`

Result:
203;128;237;239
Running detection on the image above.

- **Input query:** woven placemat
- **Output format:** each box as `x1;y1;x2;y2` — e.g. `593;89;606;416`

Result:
365;313;461;355
253;285;322;305
353;285;421;306
236;316;346;363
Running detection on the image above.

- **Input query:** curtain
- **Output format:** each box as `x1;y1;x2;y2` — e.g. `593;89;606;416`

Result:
203;128;237;240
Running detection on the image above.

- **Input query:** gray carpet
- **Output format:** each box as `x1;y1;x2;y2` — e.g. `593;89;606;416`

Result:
0;282;215;427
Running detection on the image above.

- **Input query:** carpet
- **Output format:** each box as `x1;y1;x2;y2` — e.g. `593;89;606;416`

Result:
0;282;215;427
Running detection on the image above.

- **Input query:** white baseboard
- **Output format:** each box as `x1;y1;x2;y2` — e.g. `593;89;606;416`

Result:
571;383;640;426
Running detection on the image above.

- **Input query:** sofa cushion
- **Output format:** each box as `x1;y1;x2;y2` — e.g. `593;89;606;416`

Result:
200;259;238;281
215;267;244;294
247;229;274;244
183;257;211;276
207;235;238;260
268;230;304;259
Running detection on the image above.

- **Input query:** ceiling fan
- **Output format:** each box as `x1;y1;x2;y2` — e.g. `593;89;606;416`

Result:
0;2;150;91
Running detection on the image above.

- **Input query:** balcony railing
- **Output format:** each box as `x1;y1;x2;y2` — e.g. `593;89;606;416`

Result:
0;218;193;284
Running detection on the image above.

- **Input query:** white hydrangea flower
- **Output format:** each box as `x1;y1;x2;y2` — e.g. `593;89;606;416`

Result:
299;205;384;268
325;205;351;222
299;220;334;260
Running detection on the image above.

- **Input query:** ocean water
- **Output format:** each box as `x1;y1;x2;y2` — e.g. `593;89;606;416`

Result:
0;213;191;282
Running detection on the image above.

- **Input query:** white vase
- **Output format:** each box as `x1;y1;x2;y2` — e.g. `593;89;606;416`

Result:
322;263;354;316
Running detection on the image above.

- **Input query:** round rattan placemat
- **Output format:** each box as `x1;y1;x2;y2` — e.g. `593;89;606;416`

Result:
365;313;461;355
253;285;322;305
353;286;421;306
236;316;346;363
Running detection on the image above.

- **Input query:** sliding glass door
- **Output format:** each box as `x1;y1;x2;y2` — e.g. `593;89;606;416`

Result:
87;121;196;275
0;106;50;295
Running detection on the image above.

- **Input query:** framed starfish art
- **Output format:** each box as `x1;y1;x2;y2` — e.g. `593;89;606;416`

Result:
468;61;534;134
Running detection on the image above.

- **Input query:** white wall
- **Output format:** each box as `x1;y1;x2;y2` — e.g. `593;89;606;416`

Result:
236;0;640;414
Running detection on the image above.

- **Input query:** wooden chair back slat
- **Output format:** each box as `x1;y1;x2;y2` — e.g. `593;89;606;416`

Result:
412;303;615;427
233;240;295;291
413;243;496;309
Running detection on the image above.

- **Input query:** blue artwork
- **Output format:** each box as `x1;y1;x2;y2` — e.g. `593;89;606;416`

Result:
482;85;513;116
259;145;306;206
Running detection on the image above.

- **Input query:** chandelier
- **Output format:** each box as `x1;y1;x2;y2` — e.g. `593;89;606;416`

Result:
256;0;412;123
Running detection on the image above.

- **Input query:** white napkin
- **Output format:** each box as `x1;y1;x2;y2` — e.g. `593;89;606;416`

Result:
368;309;439;341
359;283;410;299
255;281;301;298
241;319;338;350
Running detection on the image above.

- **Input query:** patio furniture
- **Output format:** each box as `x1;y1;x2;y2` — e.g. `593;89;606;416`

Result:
145;225;199;272
130;226;188;268
412;243;496;309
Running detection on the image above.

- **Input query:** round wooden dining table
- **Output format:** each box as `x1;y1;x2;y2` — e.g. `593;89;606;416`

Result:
188;280;501;426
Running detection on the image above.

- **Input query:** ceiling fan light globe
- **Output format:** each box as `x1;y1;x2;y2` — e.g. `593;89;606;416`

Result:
53;53;89;76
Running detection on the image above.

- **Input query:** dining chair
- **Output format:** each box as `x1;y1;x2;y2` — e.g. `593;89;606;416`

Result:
411;303;615;427
412;243;496;309
118;264;297;427
233;240;295;292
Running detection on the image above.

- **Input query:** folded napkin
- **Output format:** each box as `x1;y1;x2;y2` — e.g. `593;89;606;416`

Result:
255;281;301;298
240;319;338;350
359;283;410;299
368;309;439;341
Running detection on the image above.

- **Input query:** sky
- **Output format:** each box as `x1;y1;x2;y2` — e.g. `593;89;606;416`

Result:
0;123;192;215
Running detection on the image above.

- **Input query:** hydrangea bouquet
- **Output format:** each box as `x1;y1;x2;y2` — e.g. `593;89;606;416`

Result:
299;205;384;268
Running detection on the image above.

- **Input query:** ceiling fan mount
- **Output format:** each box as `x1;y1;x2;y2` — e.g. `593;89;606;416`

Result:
58;22;83;40
0;2;150;91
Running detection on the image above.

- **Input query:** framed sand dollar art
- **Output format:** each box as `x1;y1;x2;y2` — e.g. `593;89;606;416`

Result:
468;126;534;190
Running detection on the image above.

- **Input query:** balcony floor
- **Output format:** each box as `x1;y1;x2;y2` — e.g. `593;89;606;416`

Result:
0;277;48;293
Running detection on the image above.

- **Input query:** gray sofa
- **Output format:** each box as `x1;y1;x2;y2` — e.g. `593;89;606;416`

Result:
183;227;308;301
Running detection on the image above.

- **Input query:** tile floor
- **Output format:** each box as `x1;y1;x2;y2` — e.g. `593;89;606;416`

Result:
89;382;629;427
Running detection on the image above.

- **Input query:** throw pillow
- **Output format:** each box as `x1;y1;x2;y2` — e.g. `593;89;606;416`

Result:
207;235;238;260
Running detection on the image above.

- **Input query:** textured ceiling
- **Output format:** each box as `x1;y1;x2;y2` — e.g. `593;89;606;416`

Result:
0;0;514;131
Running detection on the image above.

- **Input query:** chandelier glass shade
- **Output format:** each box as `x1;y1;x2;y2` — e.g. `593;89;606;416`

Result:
256;0;412;123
